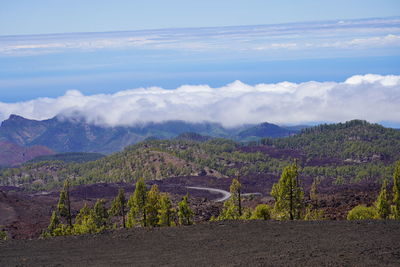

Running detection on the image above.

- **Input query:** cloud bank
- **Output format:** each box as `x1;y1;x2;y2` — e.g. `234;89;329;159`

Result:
0;74;399;127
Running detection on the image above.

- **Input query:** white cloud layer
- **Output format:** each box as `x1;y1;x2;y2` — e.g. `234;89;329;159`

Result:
0;74;399;127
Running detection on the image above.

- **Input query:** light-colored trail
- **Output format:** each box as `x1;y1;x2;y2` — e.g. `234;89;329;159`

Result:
186;186;231;202
186;186;262;202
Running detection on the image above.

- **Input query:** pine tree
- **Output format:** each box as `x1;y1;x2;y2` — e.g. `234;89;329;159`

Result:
146;185;161;227
47;211;61;234
178;194;194;225
375;179;390;219
271;163;304;220
93;199;109;228
218;178;242;220
110;189;127;228
158;193;174;227
57;180;72;227
127;178;148;227
392;161;400;219
310;178;319;209
304;178;324;221
73;203;98;234
44;210;71;237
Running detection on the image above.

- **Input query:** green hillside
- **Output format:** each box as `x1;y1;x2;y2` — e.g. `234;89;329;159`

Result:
262;120;400;162
0;120;398;190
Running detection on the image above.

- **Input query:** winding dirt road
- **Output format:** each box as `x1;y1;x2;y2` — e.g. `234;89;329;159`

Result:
186;186;231;202
187;186;262;202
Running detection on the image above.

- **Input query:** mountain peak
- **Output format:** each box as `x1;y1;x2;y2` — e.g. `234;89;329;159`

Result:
7;114;26;121
1;114;31;127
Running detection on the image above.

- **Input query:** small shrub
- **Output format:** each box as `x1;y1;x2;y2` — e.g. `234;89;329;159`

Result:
250;204;272;220
304;207;324;221
0;230;8;240
240;207;253;220
347;205;377;220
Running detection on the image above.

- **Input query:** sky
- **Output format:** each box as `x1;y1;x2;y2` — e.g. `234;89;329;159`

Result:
0;1;399;126
1;0;400;35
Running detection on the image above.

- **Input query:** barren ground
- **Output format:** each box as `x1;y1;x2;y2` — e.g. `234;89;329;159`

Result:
1;220;399;266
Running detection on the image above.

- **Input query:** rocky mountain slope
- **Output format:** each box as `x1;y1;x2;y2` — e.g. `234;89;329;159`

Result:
0;114;298;155
0;141;54;167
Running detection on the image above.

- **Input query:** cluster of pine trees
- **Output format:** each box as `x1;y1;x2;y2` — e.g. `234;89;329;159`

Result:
43;178;194;237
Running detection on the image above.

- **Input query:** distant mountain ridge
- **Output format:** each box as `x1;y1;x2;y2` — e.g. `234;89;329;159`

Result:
237;122;297;141
0;115;299;156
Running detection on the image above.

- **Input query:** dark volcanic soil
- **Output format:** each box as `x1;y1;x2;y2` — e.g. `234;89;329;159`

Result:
1;220;399;266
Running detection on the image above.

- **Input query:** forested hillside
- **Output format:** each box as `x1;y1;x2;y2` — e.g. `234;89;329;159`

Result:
1;120;399;191
262;120;400;162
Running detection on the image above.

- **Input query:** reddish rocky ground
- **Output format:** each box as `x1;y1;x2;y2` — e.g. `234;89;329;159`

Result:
0;140;54;167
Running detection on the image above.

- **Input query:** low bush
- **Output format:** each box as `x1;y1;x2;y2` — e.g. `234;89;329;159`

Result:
347;205;377;220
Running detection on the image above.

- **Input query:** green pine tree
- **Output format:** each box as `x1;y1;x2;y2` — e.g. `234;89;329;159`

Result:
375;179;390;219
93;199;109;228
73;203;99;235
392;161;400;219
45;211;61;236
110;189;127;228
44;211;71;237
304;178;324;221
218;178;242;220
158;193;175;227
57;180;72;227
146;185;161;227
271;163;304;220
178;194;194;225
127;178;148;227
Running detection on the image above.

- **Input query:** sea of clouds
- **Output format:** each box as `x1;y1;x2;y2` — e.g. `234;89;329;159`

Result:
0;74;399;127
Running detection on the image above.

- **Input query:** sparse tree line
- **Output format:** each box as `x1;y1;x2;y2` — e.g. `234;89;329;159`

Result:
214;160;400;222
43;178;194;237
212;162;323;222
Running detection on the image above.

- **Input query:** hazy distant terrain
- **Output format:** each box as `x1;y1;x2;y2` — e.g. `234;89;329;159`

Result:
0;114;297;157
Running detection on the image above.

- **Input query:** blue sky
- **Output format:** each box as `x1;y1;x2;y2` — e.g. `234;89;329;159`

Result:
1;0;400;35
0;1;399;126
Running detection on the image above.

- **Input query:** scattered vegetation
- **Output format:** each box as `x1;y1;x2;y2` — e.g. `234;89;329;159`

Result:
346;161;400;220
